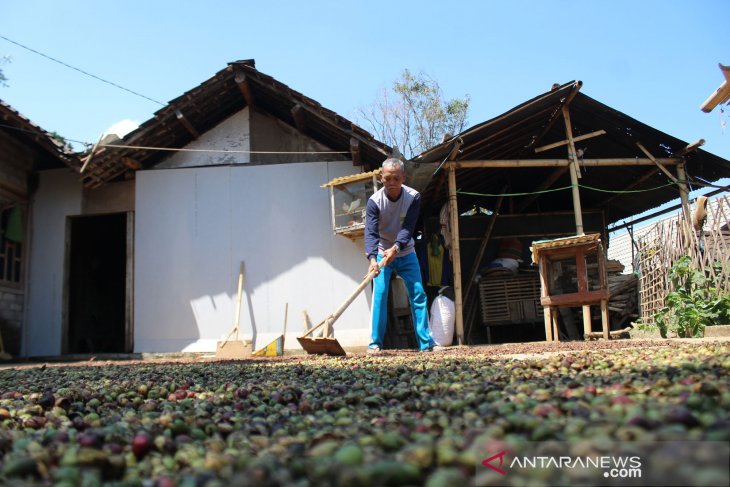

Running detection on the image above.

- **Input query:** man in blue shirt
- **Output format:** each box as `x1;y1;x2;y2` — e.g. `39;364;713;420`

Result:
365;158;442;353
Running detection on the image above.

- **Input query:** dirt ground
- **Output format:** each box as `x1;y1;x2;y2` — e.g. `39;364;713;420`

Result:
3;336;729;371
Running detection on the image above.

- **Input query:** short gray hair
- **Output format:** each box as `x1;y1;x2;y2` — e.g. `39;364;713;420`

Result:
382;158;405;173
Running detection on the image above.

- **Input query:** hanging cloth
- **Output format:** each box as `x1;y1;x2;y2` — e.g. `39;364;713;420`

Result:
439;203;451;259
427;235;444;287
4;207;23;243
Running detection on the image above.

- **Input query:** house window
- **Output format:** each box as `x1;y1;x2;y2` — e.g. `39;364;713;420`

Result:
0;206;24;287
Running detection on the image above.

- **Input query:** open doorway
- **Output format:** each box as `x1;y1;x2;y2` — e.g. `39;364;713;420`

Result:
67;213;130;354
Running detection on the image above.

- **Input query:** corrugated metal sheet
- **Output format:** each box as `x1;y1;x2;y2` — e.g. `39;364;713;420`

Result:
321;169;381;188
530;233;601;263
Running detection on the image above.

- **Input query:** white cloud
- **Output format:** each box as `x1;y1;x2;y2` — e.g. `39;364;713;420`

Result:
104;119;139;138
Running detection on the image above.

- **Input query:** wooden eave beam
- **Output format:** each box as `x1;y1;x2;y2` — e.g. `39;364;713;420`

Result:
234;71;255;108
122;157;142;170
175;109;200;139
534;129;606;153
635;142;678;183
350;137;361;166
291;104;307;134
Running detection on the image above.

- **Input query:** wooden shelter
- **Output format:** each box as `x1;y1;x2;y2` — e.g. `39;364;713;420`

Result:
410;81;730;344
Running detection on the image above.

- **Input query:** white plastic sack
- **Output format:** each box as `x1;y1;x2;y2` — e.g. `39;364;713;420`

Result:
429;294;455;346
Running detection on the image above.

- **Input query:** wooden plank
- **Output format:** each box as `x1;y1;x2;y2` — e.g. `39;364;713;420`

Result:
234;71;255;107
175;109;200;139
350;137;361;166
291;104;307;133
540;289;609;307
534;129;606;153
122;157;142;170
448;165;465;345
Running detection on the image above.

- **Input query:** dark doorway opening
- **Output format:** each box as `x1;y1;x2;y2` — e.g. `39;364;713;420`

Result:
68;213;128;353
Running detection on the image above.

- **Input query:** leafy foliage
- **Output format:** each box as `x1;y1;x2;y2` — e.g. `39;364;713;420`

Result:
0;55;10;87
357;69;470;159
650;256;730;337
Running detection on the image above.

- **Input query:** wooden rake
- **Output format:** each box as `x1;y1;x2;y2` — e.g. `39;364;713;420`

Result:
298;259;387;355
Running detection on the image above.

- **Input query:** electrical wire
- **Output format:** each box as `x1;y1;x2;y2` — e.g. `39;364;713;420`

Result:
0;122;88;146
0;34;165;106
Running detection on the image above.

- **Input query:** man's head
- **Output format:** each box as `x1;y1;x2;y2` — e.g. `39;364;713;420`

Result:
381;158;405;199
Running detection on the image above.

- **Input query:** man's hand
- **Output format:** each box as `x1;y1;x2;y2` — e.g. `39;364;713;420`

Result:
366;258;380;278
382;245;398;266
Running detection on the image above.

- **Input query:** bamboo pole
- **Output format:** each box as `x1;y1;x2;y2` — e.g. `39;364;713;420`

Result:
562;105;584;235
636;142;679;184
447;165;465;345
80;133;105;173
676;162;691;228
534;129;606;153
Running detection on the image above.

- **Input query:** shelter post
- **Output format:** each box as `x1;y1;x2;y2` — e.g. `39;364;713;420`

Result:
676;162;691;225
561;106;585;235
447;165;465;345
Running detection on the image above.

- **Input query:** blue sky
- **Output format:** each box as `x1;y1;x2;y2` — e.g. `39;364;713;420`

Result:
1;0;728;219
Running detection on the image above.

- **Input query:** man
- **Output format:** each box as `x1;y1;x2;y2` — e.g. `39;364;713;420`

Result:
365;157;442;353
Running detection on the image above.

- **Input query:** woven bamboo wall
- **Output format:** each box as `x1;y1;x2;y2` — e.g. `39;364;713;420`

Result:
637;196;730;324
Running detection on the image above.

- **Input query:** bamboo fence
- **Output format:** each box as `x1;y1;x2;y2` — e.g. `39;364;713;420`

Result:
637;195;730;324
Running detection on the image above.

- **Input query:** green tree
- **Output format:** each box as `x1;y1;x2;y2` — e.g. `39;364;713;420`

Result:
358;69;470;159
1;55;11;87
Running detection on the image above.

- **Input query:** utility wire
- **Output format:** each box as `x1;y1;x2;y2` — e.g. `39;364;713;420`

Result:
0;34;165;106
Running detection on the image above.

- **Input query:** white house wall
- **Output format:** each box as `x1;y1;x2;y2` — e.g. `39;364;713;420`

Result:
134;161;372;353
24;169;82;356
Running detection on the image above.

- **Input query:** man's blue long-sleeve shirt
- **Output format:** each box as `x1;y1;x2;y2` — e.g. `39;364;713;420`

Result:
364;185;421;261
